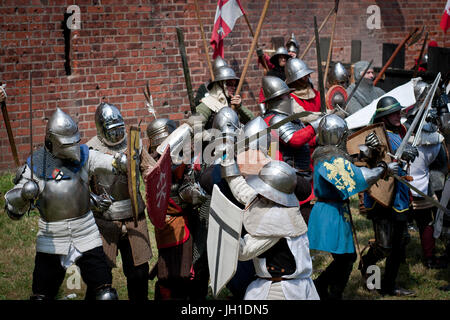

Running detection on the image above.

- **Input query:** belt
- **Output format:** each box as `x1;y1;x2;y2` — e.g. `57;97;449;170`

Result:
316;198;346;203
257;277;287;283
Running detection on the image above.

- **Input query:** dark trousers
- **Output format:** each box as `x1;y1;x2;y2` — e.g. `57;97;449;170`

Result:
314;252;357;300
118;235;149;301
361;218;408;293
32;246;112;300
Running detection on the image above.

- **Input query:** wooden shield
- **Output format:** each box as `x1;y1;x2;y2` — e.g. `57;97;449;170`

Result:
127;126;141;225
325;85;348;110
346;123;395;208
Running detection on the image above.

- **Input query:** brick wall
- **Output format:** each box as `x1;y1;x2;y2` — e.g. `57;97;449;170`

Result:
0;0;447;171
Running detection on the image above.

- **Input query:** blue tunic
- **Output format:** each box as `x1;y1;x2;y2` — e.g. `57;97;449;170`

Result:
307;156;368;254
363;130;410;213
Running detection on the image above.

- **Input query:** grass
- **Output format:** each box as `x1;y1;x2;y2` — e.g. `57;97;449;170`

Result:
0;172;449;300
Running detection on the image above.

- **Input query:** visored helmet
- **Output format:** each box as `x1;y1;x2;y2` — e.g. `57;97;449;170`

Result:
329;62;349;86
45;108;81;162
243;116;271;153
317;114;349;150
146;118;177;153
95;102;126;147
212;107;240;138
286;33;299;56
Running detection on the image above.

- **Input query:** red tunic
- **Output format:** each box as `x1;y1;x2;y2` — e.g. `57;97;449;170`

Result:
290;88;321;112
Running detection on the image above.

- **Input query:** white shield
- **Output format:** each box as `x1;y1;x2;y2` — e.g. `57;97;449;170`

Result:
207;184;244;298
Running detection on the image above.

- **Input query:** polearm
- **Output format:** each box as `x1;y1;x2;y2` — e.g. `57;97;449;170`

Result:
176;27;196;113
194;0;215;81
313;16;327;113
323;0;339;88
0;84;20;167
235;0;271;100
299;4;336;60
242;10;269;72
29;72;33;181
413;31;428;78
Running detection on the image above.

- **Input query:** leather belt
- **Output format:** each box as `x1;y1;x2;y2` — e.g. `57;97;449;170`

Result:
257;277;287;283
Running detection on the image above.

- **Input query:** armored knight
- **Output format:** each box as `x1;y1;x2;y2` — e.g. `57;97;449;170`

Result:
307;114;399;300
220;158;320;300
345;60;386;115
147;118;209;300
360;96;418;296
4;108;121;300
261;75;323;222
86;102;153;301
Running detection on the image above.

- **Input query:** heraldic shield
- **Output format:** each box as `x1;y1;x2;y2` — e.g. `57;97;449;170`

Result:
346;123;395;208
207;184;244;298
145;145;172;230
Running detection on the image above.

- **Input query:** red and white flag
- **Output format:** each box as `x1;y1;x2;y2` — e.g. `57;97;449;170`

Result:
440;0;450;33
210;0;245;59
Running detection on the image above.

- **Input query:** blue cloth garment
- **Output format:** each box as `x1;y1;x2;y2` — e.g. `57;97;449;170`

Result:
308;156;368;254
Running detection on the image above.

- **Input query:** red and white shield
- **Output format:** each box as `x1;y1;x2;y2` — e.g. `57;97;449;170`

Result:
144;146;172;230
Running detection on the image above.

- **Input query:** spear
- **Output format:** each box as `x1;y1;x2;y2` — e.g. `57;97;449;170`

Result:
235;0;271;98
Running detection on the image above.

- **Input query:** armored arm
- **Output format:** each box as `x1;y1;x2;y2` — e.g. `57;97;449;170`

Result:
359;161;398;187
4;165;41;220
88;149;126;175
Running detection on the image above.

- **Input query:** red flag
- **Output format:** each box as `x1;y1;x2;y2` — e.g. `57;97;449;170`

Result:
144;146;172;230
440;0;450;33
210;0;245;59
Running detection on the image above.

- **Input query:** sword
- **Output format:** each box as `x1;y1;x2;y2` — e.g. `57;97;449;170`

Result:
387;72;441;161
343;59;373;112
392;173;450;214
176;27;196;113
313;16;327;113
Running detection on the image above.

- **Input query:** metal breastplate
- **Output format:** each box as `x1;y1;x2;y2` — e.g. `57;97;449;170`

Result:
37;170;91;222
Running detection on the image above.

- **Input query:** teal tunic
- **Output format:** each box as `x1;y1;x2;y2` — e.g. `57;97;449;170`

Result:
307;156;368;254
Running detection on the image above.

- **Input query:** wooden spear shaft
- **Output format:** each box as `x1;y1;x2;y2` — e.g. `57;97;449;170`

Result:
242;12;269;72
323;11;337;88
194;0;214;81
299;6;335;60
235;0;271;97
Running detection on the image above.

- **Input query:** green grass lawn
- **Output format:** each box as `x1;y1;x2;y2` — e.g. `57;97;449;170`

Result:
0;171;449;300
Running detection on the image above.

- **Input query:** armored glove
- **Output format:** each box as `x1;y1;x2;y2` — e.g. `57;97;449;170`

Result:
90;193;113;213
386;161;399;176
365;132;381;150
400;144;419;163
112;152;127;174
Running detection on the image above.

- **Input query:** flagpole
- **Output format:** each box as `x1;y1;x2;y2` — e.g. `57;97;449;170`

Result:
235;0;271;99
194;0;214;81
242;10;269;72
